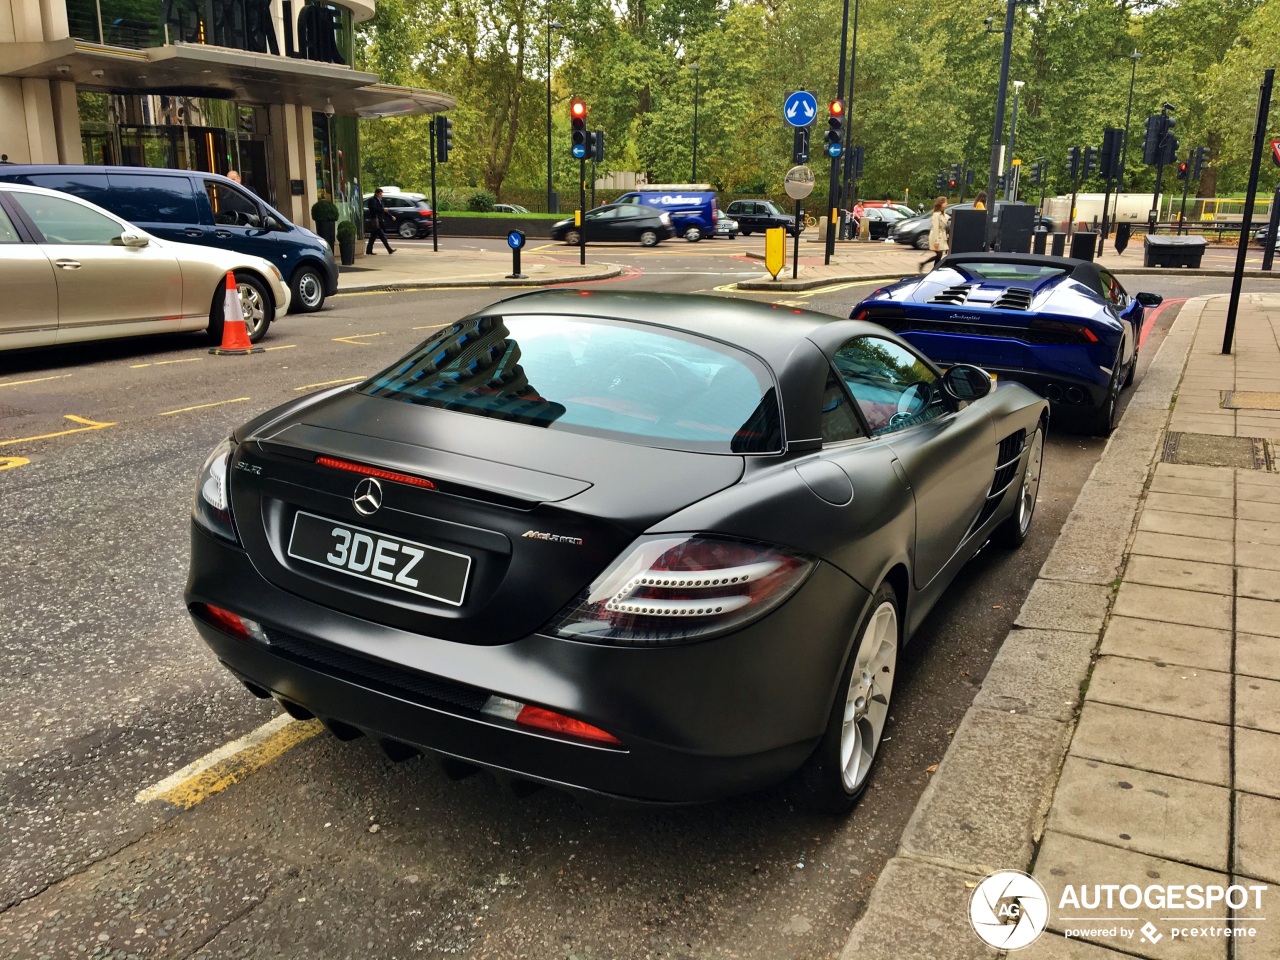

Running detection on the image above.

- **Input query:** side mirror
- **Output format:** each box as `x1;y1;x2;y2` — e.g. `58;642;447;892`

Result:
942;364;993;402
117;231;150;247
1136;292;1163;307
263;215;285;231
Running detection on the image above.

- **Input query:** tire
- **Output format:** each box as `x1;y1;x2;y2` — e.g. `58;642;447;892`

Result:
789;582;899;815
992;425;1044;548
913;233;929;250
1123;345;1138;387
684;226;703;242
639;230;660;247
398;220;418;239
207;271;273;344
1088;366;1121;437
564;229;581;246
740;227;752;237
290;265;326;313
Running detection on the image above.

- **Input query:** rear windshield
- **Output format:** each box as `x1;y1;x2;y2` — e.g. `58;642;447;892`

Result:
359;314;781;454
953;261;1068;282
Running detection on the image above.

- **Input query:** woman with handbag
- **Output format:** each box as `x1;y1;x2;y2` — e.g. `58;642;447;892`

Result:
921;195;949;272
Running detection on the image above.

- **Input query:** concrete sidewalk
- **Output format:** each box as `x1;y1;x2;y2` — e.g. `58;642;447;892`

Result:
840;293;1280;959
335;244;623;293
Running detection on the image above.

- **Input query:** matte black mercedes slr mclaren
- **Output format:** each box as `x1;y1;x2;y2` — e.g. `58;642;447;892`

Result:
186;290;1048;811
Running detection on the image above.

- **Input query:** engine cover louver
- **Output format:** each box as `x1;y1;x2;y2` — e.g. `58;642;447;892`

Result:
993;288;1034;311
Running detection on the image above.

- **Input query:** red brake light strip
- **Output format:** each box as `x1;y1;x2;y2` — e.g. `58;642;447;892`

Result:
315;455;436;489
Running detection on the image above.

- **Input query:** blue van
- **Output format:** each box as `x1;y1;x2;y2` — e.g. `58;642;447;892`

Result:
614;189;719;242
0;166;337;312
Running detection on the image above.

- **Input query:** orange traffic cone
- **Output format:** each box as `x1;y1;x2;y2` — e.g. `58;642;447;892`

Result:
209;270;264;355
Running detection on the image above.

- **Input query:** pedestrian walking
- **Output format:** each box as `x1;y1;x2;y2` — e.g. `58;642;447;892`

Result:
973;191;987;211
920;196;949;272
851;200;865;241
365;188;395;255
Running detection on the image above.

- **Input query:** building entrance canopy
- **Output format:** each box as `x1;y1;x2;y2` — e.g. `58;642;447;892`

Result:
0;39;454;117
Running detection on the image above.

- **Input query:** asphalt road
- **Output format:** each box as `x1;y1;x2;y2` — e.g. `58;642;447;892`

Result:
0;252;1268;959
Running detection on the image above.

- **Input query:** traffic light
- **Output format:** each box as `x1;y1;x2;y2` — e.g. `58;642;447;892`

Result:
434;115;453;163
792;127;810;164
1100;127;1123;180
1176;160;1189;180
570;98;588;159
1159;113;1178;165
949;163;962;183
1028;161;1042;187
1141;113;1161;165
1065;145;1081;180
934;170;946;193
590;130;605;163
1082;146;1099;179
1192;145;1210;180
824;100;844;158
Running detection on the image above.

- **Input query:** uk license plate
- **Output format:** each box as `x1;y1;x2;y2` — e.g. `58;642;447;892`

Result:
287;511;471;606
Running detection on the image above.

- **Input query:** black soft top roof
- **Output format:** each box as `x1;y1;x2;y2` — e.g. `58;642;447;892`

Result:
937;252;1105;299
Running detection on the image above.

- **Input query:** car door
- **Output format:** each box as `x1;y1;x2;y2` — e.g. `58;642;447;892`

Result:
1098;268;1139;364
0;194;58;348
8;190;182;340
585;205;621;241
834;335;994;588
201;178;279;266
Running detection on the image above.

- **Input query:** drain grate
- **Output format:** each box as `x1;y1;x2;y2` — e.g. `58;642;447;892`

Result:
1162;432;1272;470
0;404;35;420
1222;391;1280;411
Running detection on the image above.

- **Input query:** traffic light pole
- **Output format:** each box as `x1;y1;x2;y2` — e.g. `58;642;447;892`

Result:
429;121;439;253
794;201;802;279
1177;157;1192;236
1150;104;1172;236
1224;68;1273;354
1099;171;1115;254
579;157;586;266
1263;182;1280;272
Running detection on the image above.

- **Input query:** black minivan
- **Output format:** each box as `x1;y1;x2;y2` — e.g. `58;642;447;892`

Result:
0;166;338;312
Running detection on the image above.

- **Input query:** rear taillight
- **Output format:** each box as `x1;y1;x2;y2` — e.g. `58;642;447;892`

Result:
481;696;623;747
196;603;267;643
660;212;672;226
419;210;432;218
1028;318;1100;343
547;535;815;646
193;438;238;543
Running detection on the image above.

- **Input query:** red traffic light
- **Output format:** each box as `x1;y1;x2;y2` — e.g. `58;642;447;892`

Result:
829;100;844;116
570;98;586;118
948;179;957;188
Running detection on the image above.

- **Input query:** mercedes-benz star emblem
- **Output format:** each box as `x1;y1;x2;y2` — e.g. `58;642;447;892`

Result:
352;477;383;516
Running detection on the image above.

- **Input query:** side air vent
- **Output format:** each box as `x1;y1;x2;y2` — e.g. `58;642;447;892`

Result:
994;288;1034;311
967;429;1027;538
929;284;975;305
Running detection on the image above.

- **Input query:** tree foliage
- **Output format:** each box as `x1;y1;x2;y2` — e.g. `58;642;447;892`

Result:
355;0;1280;206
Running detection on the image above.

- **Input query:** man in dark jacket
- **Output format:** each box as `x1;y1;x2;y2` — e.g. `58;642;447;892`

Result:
365;188;395;255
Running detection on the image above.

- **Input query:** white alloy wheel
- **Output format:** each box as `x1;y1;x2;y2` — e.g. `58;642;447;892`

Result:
839;600;898;793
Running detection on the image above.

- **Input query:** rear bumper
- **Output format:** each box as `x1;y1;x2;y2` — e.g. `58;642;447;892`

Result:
185;523;868;803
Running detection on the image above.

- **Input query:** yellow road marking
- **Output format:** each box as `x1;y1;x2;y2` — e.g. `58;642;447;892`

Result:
136;714;323;809
295;376;364;391
334;332;387;345
0;374;71;388
0;414;116;447
0;456;31;470
130;357;203;369
160;397;251;416
412;323;451;330
263;344;297;351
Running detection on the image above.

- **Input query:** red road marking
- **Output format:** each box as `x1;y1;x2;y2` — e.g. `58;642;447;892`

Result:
1139;297;1185;349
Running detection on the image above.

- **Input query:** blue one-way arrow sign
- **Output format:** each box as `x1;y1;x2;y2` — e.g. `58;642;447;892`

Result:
784;91;818;128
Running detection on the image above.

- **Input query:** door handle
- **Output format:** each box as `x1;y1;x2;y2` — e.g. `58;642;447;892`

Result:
184;228;205;237
54;259;82;269
213;229;233;239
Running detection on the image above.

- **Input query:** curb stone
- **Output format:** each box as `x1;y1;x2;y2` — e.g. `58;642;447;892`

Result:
837;297;1213;960
335;265;625;294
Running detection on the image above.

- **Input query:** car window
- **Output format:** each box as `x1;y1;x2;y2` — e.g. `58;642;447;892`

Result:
621;204;650;217
360;314;782;454
104;173;199;223
12;192;122;244
21;172;111;208
834;336;945;437
820;367;864;443
1098;269;1128;308
0;203;20;243
954;261;1069;282
205;180;261;226
591;207;619;220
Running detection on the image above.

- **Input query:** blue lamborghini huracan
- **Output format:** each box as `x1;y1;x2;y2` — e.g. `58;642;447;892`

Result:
850;254;1163;435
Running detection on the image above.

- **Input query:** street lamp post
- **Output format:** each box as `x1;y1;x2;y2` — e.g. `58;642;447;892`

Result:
983;1;1022;249
1005;79;1024;200
1117;49;1141;196
545;18;563;214
690;63;700;183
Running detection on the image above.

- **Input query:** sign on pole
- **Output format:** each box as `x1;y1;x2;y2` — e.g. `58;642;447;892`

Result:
1271;138;1280;167
765;228;786;280
784;91;818;128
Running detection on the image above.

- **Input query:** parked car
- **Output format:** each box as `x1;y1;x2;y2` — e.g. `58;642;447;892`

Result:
0;183;289;350
724;199;801;236
715;211;739;239
613;189;719;242
1254;223;1276;250
186;289;1046;809
494;203;531;214
549;203;673;246
890;201;1055;250
0;165;335;313
850;253;1161;435
364;191;434;239
859;206;907;240
863;201;917;219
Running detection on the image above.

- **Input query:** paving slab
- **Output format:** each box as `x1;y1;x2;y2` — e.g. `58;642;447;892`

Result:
1238;499;1280;522
971;628;1097;722
1153;463;1235;482
1148;475;1234;499
1142;492;1235;518
1238;483;1280;505
1238;633;1280;681
1069;702;1230;786
899;708;1068;874
1237;567;1280;601
1237;597;1280;639
1097;617;1232;673
1235;541;1280;572
837;857;997;960
1111;583;1232;630
1128;532;1235;566
1014;580;1112;634
1123;556;1234;596
1237;519;1280;546
1085;656;1231;724
1234;793;1280;884
1235;727;1280;799
1137;510;1235;542
1046;757;1230;871
1013;934;1130;960
1033;831;1228;960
